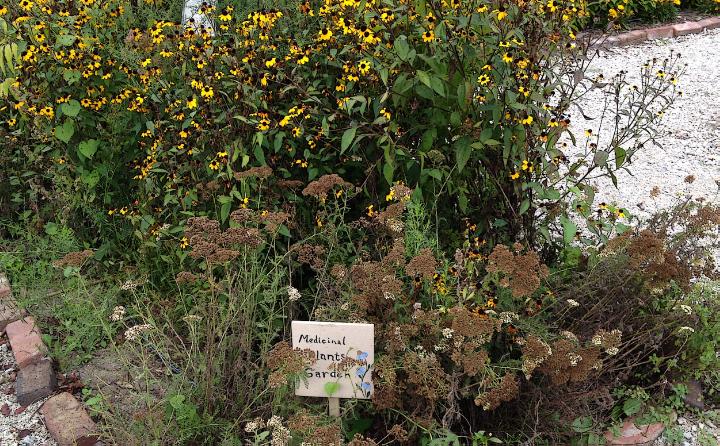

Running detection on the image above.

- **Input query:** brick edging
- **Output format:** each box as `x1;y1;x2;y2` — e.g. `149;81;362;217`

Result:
0;273;100;446
589;16;720;48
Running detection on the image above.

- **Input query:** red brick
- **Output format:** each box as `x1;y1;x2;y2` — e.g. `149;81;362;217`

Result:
16;358;56;406
0;274;10;298
0;298;23;333
604;419;665;445
698;17;720;31
6;317;46;368
673;21;704;36
617;30;647;45
41;393;99;446
646;25;675;40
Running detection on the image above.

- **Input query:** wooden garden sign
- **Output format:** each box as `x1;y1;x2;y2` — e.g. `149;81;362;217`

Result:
291;321;374;416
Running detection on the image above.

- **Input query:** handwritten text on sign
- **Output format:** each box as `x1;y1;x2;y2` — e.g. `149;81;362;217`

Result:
292;321;374;399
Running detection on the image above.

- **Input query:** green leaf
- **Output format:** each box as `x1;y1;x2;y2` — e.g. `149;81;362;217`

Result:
454;136;472;172
560;216;577;245
324;382;340;396
57;34;76;46
61;100;81;117
394;38;409;60
430;76;445;97
614;146;627;168
571;416;593;433
518;199;530;215
44;222;59;235
62;69;81;85
54;120;74;143
341;126;357;154
416;70;432;89
623;398;642;416
383;162;394;185
78;139;99;159
593;150;609;167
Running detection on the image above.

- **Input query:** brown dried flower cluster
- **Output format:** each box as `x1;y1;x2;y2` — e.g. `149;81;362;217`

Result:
293;243;326;271
371;356;402;411
474;373;519;410
448;307;500;340
347;434;379;446
185;217;263;264
451;340;489;377
405;248;438;280
519;335;553;379
403;351;450;409
387;424;409;443
486;244;549;298
234;166;273;180
539;338;603;385
301;174;352;200
287;411;343;445
266;341;317;389
175;271;199;285
53;249;94;268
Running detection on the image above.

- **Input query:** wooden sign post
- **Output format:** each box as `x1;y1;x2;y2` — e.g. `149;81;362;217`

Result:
292;321;374;417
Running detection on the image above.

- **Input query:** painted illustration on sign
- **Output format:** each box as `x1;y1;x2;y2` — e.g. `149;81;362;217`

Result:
292;321;374;399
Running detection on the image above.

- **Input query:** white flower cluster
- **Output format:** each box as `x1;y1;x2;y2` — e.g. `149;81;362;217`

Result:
109;305;126;322
287;286;301;302
676;304;692;315
566;299;580;308
124;324;152;341
120;278;147;291
442;328;454;339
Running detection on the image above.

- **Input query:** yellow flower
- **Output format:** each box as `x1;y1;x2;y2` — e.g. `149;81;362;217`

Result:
367;205;376;217
209;160;220;170
318;27;333;41
380;108;391;120
186;96;197;109
520;115;533;125
257;118;271;132
357;60;371;75
502;53;513;64
292;127;303;137
180;237;189;248
296;55;309;65
200;86;214;98
477;73;491;85
265;57;277;68
20;0;34;11
510;171;520;180
422;30;434;42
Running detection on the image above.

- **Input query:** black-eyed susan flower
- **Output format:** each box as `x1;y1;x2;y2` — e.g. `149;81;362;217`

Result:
209;160;220;170
357;60;370;75
477;73;491;85
422;30;434;42
257;119;271;132
200;86;214;99
318;27;333;41
380;108;391;120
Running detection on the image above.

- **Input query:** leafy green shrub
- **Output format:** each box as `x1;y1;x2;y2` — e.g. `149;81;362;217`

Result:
1;0;681;263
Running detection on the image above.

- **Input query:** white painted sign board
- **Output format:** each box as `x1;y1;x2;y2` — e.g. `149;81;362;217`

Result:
292;321;374;400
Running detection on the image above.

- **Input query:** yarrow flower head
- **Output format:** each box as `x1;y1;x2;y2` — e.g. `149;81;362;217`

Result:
109;306;126;322
287;286;301;302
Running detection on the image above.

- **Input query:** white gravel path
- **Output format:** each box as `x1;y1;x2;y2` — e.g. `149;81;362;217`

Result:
573;29;720;222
